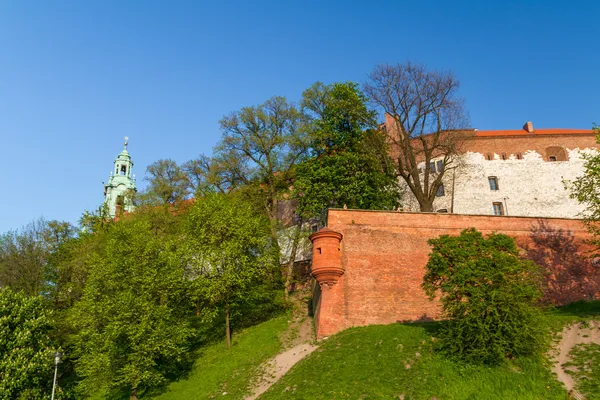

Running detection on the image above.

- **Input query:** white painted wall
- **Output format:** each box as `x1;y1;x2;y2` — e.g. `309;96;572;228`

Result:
402;147;596;218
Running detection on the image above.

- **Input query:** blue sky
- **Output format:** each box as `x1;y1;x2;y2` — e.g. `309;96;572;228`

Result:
0;0;598;232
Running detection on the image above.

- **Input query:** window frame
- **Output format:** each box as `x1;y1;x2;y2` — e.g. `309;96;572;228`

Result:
492;202;504;216
488;176;499;191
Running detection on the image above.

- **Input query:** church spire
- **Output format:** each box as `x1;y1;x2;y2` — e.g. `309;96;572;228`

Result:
103;137;137;217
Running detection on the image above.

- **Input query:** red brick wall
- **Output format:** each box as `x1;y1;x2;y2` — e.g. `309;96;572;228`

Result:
313;209;593;338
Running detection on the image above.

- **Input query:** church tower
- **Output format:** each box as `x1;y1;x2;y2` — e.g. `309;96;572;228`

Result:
103;137;136;217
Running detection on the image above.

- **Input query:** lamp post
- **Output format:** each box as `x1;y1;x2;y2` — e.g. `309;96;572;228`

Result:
51;351;62;400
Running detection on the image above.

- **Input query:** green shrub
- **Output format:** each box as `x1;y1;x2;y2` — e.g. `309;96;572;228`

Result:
422;228;546;364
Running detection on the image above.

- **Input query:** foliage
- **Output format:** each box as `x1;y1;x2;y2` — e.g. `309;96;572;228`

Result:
569;125;600;241
183;193;281;348
294;82;400;218
422;228;545;364
260;321;566;400
364;62;470;212
69;209;194;399
154;315;288;399
141;159;191;205
0;288;55;399
525;220;600;305
193;96;309;239
564;342;600;399
0;218;76;297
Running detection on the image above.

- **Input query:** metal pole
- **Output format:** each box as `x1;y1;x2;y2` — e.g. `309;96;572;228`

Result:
51;363;58;400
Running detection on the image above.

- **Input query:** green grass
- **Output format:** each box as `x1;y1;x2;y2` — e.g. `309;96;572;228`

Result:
152;314;288;399
259;301;600;400
565;342;600;399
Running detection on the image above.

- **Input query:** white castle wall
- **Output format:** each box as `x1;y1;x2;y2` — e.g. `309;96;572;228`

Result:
402;147;596;219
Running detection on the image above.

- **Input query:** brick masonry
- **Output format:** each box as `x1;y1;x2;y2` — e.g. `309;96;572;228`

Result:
311;209;595;338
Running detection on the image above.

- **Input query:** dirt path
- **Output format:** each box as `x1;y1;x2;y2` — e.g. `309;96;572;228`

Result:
245;292;317;400
551;320;600;399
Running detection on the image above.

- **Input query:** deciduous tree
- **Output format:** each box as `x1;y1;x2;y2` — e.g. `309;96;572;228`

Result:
0;288;55;399
364;62;470;212
184;193;279;349
142;159;190;205
423;228;545;364
294;81;400;218
569;126;600;242
69;209;193;399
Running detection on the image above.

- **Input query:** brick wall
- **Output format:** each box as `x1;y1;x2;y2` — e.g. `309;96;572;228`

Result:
311;209;595;338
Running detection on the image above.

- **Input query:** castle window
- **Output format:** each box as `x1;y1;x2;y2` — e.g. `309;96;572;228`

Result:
120;165;127;175
493;202;504;216
545;146;567;161
516;152;523;160
437;209;448;213
501;153;507;160
488;176;499;191
436;184;445;197
486;153;493;161
436;160;443;172
429;161;436;172
311;224;318;233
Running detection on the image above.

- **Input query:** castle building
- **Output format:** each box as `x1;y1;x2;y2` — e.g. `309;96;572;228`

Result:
385;116;599;218
103;137;136;217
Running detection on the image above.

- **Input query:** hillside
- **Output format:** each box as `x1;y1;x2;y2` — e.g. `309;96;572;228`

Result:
149;301;599;399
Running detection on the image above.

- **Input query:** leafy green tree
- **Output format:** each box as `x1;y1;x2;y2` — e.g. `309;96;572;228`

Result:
142;159;190;205
0;288;55;399
69;209;194;399
0;218;75;297
293;82;400;219
200;96;309;239
422;228;545;365
569;126;600;241
184;193;279;349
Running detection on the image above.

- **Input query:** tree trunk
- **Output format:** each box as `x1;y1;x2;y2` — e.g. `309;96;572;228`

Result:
420;199;435;212
284;221;303;300
225;302;231;349
130;386;138;400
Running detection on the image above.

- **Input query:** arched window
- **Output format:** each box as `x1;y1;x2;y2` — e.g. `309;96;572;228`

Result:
545;146;568;162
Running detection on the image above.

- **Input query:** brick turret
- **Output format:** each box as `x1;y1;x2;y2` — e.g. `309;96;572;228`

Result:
309;228;343;287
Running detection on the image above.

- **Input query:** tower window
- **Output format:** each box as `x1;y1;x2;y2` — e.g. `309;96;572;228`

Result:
436;184;445;197
501;153;507;160
488;176;499;191
120;165;127;175
493;202;504;216
486;153;493;161
516;152;523;160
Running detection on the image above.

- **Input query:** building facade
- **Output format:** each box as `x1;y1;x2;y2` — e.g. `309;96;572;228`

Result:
103;137;136;217
387;117;598;218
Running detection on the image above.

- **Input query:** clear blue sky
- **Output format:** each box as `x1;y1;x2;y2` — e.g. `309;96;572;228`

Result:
0;0;598;232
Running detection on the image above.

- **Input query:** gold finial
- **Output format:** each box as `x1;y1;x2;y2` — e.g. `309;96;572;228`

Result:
124;136;129;149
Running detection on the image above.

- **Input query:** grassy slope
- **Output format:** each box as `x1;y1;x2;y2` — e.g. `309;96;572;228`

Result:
153;315;288;399
260;301;600;400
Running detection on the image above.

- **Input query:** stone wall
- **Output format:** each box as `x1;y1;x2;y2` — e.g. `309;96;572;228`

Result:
310;209;596;339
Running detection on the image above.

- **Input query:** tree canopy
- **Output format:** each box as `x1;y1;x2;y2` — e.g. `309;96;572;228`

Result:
364;62;470;212
69;209;194;399
423;228;545;364
0;288;55;399
293;81;400;219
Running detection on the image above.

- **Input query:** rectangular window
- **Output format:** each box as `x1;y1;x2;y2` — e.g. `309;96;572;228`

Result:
488;176;499;191
429;161;436;172
436;160;443;172
436;184;445;197
549;156;557;162
493;202;504;216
